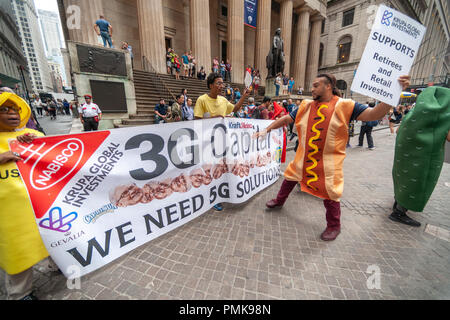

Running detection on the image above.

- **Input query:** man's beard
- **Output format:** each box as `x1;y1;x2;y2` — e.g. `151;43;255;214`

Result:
313;95;321;101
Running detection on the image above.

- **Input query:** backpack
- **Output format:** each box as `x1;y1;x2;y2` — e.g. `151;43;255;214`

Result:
226;88;232;96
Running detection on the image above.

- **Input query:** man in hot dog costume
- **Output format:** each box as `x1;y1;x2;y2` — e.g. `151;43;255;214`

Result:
390;86;450;227
255;73;410;241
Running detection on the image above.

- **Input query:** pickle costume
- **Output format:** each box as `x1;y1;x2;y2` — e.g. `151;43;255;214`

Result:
390;86;450;226
0;93;48;299
266;95;368;240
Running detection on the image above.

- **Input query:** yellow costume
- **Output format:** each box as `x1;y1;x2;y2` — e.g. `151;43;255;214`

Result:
0;93;48;275
284;96;355;201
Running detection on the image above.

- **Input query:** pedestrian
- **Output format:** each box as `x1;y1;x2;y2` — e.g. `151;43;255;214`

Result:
246;97;256;118
225;60;232;82
198;66;206;80
32;96;44;118
252;96;271;120
254;73;410;241
389;105;403;134
0;92;58;300
173;55;181;80
234;88;241;104
154;98;168;124
253;70;261;96
79;94;102;131
121;42;134;68
225;84;234;102
194;73;250;211
357;102;377;150
288;77;295;95
94;15;113;48
282;74;289;95
48;99;57;120
166;48;173;74
70;100;79;118
212;57;219;74
182;52;190;78
166;95;183;123
220;60;226;80
182;98;195;121
63;99;70;115
297;87;303;95
275;73;282;97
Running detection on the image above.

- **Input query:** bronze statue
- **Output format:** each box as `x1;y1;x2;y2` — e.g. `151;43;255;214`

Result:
266;28;285;78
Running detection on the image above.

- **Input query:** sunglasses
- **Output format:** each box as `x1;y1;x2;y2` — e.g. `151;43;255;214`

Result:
0;105;22;114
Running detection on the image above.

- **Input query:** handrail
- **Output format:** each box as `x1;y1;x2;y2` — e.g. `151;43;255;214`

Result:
141;56;176;101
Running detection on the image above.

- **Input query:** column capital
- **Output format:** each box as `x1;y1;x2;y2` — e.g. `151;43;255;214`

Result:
310;14;325;22
295;5;311;15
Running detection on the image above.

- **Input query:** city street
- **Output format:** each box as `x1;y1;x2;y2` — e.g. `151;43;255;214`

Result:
36;114;73;136
1;126;448;300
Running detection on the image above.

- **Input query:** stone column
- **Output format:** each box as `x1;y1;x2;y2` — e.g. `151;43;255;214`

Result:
255;0;271;80
305;15;323;91
280;0;293;76
292;6;310;90
85;0;104;46
228;0;245;84
190;0;212;75
137;0;166;74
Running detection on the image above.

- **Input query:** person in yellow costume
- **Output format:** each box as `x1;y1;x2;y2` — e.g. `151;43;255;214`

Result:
254;74;410;241
0;91;53;300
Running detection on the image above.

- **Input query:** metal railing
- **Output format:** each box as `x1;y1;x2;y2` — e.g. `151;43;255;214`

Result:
141;56;176;102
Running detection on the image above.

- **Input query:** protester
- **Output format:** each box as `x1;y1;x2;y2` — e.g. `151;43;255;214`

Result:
254;73;410;241
79;94;102;131
154;98;168;124
194;73;250;211
0;92;58;300
246;97;257;118
390;86;450;227
357;102;377;150
253;96;271;120
94;15;113;48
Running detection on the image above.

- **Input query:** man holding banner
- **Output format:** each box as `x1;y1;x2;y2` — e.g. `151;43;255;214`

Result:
255;73;410;241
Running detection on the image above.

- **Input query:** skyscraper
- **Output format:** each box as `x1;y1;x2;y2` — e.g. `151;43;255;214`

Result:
11;0;52;93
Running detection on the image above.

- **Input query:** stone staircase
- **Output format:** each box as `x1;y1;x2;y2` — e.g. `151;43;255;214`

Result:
116;69;266;128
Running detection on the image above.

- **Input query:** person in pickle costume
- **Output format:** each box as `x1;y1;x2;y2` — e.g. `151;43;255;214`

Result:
0;92;58;300
390;86;450;227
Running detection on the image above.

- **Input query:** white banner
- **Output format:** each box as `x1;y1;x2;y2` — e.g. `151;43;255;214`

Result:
10;118;283;279
350;4;426;105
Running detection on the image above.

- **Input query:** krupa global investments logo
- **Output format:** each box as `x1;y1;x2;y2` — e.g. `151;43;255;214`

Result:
39;207;78;233
381;10;393;26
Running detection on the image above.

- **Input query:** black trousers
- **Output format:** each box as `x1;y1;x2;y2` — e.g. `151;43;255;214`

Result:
83;117;99;131
358;125;374;148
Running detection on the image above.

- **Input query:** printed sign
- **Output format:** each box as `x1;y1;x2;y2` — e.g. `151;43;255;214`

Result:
10;118;282;278
244;0;258;28
350;4;426;105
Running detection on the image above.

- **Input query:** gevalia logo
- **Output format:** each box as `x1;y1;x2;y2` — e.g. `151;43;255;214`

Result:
29;138;84;190
9;131;111;219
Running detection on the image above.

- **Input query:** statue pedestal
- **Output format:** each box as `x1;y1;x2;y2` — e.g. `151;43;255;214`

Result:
265;77;277;98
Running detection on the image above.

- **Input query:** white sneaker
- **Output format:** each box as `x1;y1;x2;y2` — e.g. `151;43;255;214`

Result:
369;147;376;150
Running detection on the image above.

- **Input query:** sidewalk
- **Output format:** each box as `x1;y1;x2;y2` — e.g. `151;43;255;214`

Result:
1;128;449;300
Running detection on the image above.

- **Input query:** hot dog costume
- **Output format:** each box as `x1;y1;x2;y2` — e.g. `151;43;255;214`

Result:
0;93;48;275
392;86;450;212
285;95;356;201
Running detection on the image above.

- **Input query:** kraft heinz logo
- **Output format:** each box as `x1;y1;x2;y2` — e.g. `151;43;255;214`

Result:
21;138;85;190
10;131;110;219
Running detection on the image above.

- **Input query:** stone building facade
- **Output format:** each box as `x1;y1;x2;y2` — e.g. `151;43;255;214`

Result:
319;0;449;102
57;0;327;90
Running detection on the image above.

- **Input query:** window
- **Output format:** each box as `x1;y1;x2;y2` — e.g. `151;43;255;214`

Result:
342;8;355;27
319;43;324;66
321;20;325;34
221;5;228;17
337;36;351;64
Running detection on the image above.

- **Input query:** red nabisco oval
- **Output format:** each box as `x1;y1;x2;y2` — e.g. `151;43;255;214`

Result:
30;138;84;191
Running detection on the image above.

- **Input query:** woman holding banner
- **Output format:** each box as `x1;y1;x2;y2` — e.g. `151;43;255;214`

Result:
0;92;57;300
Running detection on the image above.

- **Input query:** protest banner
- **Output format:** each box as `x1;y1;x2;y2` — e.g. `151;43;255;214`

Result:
244;0;258;28
350;4;426;105
9;118;283;279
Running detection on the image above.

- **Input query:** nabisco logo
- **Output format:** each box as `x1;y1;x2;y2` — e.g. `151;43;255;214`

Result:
30;138;84;190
